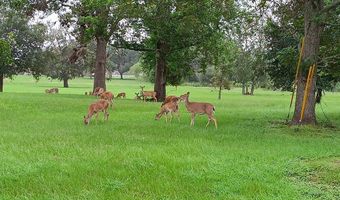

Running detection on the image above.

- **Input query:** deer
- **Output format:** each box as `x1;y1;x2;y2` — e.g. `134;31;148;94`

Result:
93;87;105;96
45;88;59;94
140;86;157;102
116;92;126;99
100;91;114;108
179;92;217;128
83;99;110;125
155;99;180;122
161;95;180;107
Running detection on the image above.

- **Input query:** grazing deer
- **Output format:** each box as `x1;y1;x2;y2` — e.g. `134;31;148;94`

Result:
100;91;114;108
93;87;105;96
45;88;59;94
116;92;126;99
155;100;180;122
179;92;217;128
140;86;157;102
83;99;110;125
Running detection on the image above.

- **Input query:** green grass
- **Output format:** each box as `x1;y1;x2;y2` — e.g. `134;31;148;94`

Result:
0;76;339;199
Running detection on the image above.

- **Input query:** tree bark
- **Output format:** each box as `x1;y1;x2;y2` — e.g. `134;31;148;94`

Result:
291;0;323;125
63;78;69;88
218;85;222;100
0;73;3;92
242;82;245;95
154;40;168;102
93;36;107;91
250;81;255;95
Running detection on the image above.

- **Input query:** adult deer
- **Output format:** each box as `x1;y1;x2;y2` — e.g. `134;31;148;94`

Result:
83;99;110;125
179;92;217;128
155;99;180;122
100;91;114;108
140;86;157;102
116;92;126;99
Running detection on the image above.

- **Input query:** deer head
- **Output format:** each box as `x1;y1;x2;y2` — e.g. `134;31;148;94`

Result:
179;92;190;102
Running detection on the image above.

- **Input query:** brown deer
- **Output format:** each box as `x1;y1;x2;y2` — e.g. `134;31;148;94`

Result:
116;92;126;99
140;86;157;102
155;100;180;122
93;87;105;96
45;88;59;94
83;99;110;125
179;92;217;128
100;91;114;108
161;95;180;107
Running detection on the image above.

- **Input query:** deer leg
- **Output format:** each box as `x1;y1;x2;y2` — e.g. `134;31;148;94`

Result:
191;113;196;126
176;111;180;122
212;117;217;129
169;111;173;122
95;113;99;124
206;117;211;127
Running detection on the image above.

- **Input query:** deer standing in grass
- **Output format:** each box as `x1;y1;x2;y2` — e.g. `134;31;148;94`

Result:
100;91;114;108
155;97;180;122
179;92;217;128
140;86;157;102
84;99;110;125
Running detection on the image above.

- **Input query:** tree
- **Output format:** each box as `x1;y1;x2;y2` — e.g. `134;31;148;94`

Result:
0;39;13;92
210;39;236;99
44;27;87;88
113;0;236;101
108;48;139;79
263;0;340;124
0;6;47;92
51;0;137;91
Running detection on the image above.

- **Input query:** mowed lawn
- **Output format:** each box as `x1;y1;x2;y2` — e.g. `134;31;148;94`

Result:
0;76;339;200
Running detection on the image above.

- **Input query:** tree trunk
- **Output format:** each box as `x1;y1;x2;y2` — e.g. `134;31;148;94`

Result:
250;81;255;95
246;84;249;94
242;82;245;95
0;73;3;92
291;0;323;125
63;78;69;88
218;85;222;100
154;40;168;102
119;72;123;79
93;36;107;91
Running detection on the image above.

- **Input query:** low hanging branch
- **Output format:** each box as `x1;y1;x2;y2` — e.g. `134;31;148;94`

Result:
68;45;87;64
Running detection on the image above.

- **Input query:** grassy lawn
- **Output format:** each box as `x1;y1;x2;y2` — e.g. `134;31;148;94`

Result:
0;76;339;199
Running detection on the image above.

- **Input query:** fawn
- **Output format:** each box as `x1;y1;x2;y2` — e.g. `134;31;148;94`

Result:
83;99;110;125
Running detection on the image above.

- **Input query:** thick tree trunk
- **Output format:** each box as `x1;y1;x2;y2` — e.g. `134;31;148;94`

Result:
119;71;123;79
218;85;222;100
291;0;323;125
154;40;168;102
63;78;69;88
246;84;249;94
242;82;246;95
93;36;107;91
0;73;3;92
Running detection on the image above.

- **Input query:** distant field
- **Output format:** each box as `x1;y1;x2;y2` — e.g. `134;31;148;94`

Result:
0;76;339;199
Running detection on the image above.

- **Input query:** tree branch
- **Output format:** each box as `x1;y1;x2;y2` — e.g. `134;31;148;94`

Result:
319;0;340;14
